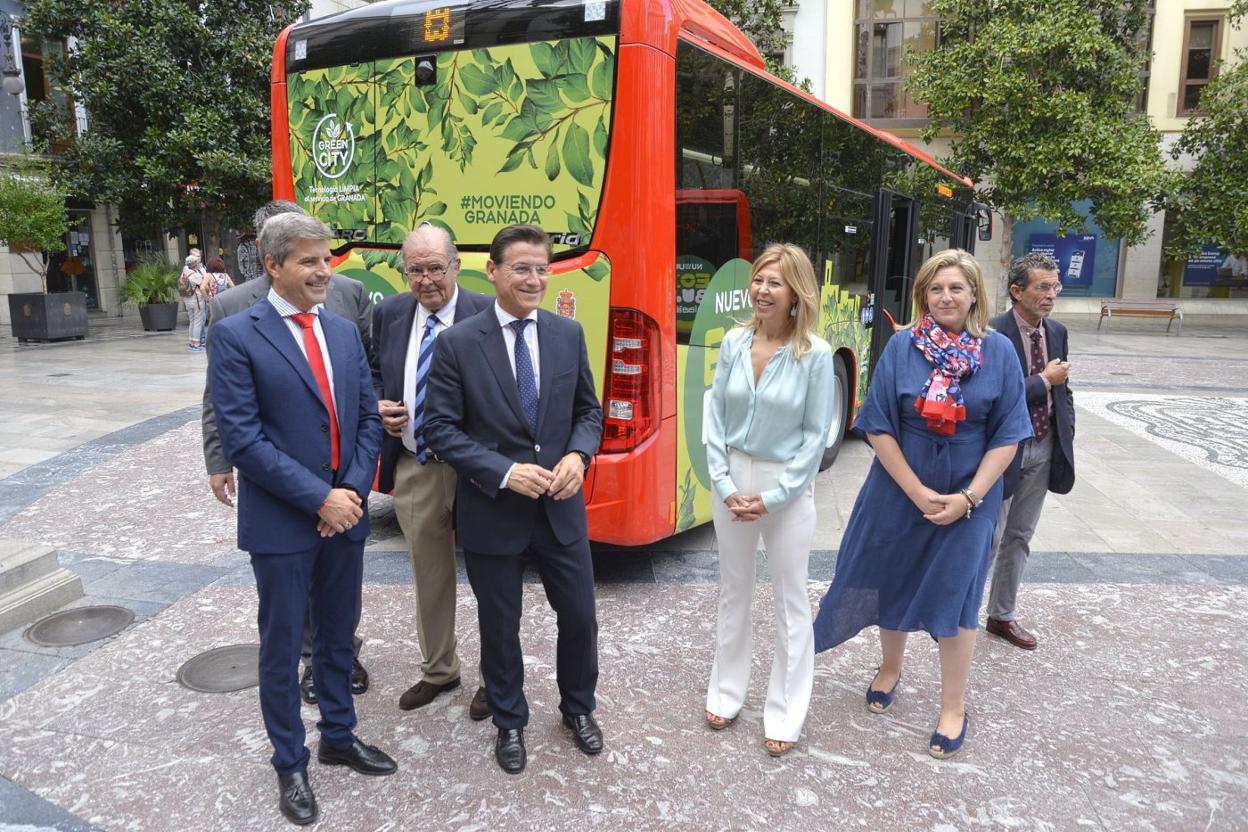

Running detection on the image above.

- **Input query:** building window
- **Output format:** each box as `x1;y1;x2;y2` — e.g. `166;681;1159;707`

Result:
852;0;938;126
1178;15;1223;116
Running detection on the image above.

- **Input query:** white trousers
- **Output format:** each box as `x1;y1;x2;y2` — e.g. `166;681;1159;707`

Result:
705;451;816;743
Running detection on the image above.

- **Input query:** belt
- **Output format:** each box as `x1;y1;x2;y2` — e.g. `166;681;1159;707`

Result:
400;445;445;464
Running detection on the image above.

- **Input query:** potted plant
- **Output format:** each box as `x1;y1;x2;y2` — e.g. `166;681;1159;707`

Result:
0;154;83;341
120;255;179;331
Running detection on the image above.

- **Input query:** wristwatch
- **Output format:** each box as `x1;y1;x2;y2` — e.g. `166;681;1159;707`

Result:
574;450;592;470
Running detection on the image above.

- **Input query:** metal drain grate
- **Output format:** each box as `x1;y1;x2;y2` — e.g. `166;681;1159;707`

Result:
24;605;135;647
176;644;261;693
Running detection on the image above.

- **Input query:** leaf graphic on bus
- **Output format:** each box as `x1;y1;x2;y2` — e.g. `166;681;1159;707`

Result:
423;201;447;217
459;64;496;96
526;77;563;112
570;37;596;75
544;143;561;181
325;119;342;140
590;55;614;100
593;116;608;159
532;42;557;79
561;74;591;103
562;123;593;187
584;259;608;282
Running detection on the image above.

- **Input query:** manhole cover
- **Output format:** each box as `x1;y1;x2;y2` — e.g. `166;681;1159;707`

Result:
177;644;260;693
25;605;135;647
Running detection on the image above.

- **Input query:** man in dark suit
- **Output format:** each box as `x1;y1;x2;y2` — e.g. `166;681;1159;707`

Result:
370;223;492;718
986;252;1076;651
209;213;395;826
425;224;603;774
203;200;374;705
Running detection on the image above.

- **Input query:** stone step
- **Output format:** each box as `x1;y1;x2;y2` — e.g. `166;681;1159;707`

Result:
0;540;84;636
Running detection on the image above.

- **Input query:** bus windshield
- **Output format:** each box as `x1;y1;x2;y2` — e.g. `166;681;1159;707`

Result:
282;0;620;254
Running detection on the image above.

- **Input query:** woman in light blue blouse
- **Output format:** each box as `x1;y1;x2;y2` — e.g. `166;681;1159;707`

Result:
703;243;835;758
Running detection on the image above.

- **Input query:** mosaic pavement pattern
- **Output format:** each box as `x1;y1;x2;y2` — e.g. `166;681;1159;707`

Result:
1077;393;1248;489
1;581;1246;831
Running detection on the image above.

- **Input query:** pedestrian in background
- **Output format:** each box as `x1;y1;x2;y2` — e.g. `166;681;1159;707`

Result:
812;249;1032;760
985;253;1075;650
702;243;835;758
236;227;264;283
200;256;235;307
180;252;206;350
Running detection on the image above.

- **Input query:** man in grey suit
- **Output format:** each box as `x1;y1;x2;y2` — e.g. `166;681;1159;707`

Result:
203;200;374;701
986;252;1076;651
369;224;493;719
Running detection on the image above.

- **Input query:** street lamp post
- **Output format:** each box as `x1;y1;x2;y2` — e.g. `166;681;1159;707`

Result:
0;13;25;97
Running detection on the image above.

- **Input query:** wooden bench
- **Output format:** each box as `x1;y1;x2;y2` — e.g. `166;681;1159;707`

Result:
1098;300;1183;333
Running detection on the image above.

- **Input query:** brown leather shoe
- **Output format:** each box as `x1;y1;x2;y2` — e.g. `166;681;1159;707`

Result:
986;617;1038;650
469;685;491;721
398;677;460;710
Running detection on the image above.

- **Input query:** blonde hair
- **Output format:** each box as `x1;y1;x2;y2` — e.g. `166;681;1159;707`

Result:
911;248;989;338
747;243;820;359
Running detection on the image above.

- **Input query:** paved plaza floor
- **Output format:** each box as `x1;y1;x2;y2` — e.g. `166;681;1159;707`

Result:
0;312;1245;830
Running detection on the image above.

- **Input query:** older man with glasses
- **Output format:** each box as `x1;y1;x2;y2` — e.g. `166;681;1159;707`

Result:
985;252;1076;650
370;224;493;717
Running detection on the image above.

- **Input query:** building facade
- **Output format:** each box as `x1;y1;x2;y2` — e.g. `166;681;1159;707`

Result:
786;0;1248;313
0;0;370;331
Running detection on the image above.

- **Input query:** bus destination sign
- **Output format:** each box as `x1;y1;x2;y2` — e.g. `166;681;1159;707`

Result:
415;8;465;48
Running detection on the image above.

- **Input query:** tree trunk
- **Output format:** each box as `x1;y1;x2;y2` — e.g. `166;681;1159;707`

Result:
995;213;1016;314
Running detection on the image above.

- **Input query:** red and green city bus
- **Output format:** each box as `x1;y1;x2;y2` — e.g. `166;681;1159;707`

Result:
271;0;984;546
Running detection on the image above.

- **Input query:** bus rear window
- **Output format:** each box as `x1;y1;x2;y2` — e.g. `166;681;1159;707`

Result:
287;35;617;255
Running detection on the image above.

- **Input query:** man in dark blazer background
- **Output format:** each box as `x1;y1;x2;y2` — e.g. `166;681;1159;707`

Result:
425;224;604;775
209;213;394;825
370;223;492;718
202;200;374;705
986;252;1076;651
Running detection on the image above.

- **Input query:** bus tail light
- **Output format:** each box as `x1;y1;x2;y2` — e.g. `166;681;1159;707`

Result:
601;307;660;453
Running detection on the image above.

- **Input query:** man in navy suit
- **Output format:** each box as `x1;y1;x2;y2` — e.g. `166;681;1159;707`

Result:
209;213;395;826
370;223;492;717
986;252;1076;651
425;224;604;774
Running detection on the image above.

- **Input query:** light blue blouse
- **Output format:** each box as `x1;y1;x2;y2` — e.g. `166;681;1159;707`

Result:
706;326;836;513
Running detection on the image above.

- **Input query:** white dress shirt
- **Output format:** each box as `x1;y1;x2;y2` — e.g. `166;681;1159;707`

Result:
267;288;337;415
494;302;540;489
401;287;458;453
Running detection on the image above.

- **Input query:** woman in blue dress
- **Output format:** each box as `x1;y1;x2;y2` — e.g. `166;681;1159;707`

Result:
812;249;1032;759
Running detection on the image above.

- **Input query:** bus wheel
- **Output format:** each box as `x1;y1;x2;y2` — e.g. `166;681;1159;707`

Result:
819;355;850;472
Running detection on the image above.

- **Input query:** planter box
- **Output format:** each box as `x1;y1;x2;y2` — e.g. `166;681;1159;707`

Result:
7;292;89;342
138;302;178;332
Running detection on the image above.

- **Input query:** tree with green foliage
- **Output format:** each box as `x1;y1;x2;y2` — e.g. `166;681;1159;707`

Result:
705;0;790;74
908;0;1167;284
1163;1;1248;258
0;154;70;293
24;0;309;238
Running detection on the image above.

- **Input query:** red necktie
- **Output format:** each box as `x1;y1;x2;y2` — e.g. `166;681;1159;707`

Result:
1028;328;1050;441
291;313;340;471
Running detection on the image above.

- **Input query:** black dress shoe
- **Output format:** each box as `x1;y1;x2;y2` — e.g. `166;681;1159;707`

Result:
317;739;397;776
351;658;369;695
277;770;317;826
495;728;526;774
299;666;317;706
469;685;491;721
562;713;604;755
398;677;460;710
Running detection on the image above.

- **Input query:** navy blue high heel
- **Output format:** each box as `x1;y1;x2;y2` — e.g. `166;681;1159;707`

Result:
865;669;901;714
928;712;970;759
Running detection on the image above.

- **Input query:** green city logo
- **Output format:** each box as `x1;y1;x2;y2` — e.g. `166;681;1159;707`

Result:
313;114;356;179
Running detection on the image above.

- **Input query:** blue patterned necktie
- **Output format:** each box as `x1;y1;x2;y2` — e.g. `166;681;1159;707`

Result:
509;318;538;435
411;314;440;462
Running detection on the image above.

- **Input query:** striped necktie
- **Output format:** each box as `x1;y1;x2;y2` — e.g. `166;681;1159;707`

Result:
510;318;539;435
411;314;440;463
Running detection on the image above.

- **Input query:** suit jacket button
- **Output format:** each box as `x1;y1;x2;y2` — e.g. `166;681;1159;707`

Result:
534;444;541;452
322;463;331;471
321;424;329;432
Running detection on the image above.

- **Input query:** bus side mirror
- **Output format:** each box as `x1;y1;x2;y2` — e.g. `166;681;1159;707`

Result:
976;205;993;242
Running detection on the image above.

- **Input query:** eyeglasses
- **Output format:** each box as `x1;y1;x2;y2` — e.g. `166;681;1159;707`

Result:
503;262;550;278
1031;281;1063;295
405;262;453;279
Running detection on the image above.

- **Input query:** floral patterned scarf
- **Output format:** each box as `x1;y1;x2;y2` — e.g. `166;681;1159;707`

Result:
910;313;982;436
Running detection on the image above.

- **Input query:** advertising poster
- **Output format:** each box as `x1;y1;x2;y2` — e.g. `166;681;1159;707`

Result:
1027;233;1097;288
1182;246;1224;286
